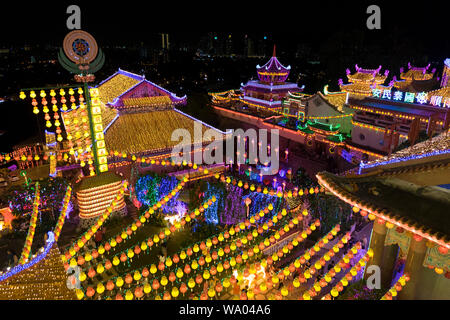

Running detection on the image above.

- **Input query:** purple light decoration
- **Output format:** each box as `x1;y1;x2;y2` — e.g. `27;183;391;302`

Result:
359;149;450;174
346;68;351;75
0;232;55;282
338;79;343;86
400;67;404;74
384;70;390;77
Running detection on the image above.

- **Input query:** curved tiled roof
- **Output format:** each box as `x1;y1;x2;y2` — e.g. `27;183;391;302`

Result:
317;171;450;247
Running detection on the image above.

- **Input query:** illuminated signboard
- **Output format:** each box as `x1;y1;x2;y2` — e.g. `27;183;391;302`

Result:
372;89;450;107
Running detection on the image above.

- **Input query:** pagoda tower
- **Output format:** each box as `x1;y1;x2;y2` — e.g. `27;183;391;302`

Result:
241;45;302;110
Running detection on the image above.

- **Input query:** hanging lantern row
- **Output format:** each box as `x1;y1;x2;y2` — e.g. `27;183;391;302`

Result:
197;221;341;301
306;241;363;299
321;249;373;300
53;186;72;242
62;181;128;262
80;203;281;298
70;176;189;264
380;273;410;300
18;183;40;265
215;173;324;199
85;195;217;270
20;88;85;143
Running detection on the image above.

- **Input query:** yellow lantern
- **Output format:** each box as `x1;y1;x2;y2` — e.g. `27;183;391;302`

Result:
331;288;339;297
116;277;124;288
161;276;168;287
125;291;133;300
188;278;195;289
144;283;151;294
133;271;141;281
172;287;180;298
97;283;105;294
96;264;104;274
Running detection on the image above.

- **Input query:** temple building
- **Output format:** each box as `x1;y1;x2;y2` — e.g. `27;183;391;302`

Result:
392;63;439;93
339;65;392;96
61;69;228;223
241;46;303;110
345;93;450;159
317;132;450;299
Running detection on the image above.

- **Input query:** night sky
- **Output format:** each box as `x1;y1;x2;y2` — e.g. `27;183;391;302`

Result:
1;1;448;56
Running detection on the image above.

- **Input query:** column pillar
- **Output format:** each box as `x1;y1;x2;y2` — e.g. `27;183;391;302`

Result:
398;235;427;300
364;220;387;281
380;244;399;288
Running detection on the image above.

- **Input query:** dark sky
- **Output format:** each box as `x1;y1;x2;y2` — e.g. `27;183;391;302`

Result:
1;1;448;52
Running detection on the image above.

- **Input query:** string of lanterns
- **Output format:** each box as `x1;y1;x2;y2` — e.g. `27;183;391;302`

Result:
305;241;363;299
201;217;319;300
53;186;72;242
80;196;217;272
257;224;342;300
68;176;188;265
79;203;281;299
215;173;324;199
62;181;129;263
321;249;373;300
380;273;410;300
18;183;40;265
295;232;351;300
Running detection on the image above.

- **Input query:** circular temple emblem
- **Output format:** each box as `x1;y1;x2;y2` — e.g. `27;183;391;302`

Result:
63;30;98;64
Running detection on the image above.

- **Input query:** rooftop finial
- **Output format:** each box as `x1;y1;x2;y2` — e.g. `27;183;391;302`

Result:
273;44;276;57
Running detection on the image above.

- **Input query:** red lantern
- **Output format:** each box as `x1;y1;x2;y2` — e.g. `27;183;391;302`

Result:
125;274;133;284
142;267;149;277
180;283;188;294
152;279;160;291
169;272;176;283
106;280;115;291
86;286;95;297
135;287;143;298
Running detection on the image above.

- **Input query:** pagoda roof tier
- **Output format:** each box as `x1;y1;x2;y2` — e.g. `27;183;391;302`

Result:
242;80;301;93
317;170;450;248
109;79;187;108
400;66;435;81
103;109;226;155
256;46;291;83
393;78;440;92
340;83;392;96
345;64;388;83
242;96;282;108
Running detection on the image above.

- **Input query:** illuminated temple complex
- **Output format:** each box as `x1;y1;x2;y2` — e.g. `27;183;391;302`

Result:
62;69;227;223
317;132;450;299
241;46;303;110
339;65;392;96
